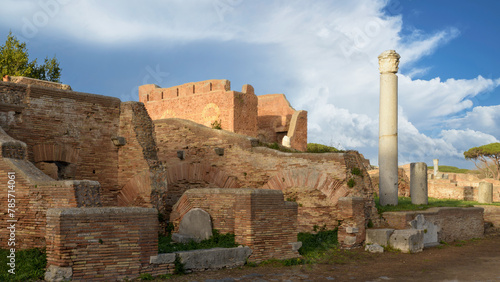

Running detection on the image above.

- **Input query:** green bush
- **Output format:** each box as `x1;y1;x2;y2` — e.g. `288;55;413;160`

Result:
306;143;340;153
347;178;355;187
351;167;361;176
0;248;46;281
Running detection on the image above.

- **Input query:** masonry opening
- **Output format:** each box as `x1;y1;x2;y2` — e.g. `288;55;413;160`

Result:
147;94;149;101
176;88;179;97
37;161;76;180
161;92;164;99
210;82;213;91
193;84;195;93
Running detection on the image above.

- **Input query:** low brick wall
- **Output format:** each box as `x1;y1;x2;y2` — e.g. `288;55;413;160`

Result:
476;205;500;228
171;188;300;262
381;207;484;242
45;207;158;281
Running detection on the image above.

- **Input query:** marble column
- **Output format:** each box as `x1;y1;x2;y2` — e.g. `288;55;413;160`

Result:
433;159;439;177
378;50;400;206
410;162;428;205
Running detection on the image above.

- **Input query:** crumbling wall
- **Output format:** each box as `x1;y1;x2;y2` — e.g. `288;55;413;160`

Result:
170;188;299;262
0;81;121;205
154;118;377;232
0;128;102;249
116;102;168;213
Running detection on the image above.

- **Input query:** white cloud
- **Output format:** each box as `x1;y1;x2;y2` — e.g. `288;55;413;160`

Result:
2;0;499;169
447;105;500;139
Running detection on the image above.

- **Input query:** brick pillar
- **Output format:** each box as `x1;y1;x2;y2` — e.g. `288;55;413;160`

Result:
338;197;366;248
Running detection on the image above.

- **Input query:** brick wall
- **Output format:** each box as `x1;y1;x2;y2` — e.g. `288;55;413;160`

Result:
45;207;158;281
139;79;258;137
117;102;168;213
170;188;299;262
154;118;376;232
0;157;102;249
0;82;121;205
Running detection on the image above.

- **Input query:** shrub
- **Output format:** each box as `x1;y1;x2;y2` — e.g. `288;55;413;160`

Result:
306;143;340;153
347;178;355;187
211;119;222;129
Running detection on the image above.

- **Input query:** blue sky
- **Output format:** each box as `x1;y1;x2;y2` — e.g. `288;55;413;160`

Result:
1;0;499;169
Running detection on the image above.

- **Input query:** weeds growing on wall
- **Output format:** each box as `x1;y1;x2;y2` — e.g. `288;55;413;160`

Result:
306;143;341;153
158;229;238;253
211;119;222;129
0;248;46;281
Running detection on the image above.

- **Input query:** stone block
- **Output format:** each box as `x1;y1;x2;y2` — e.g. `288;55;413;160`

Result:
177;247;252;271
290;241;302;252
409;214;440;248
171;233;197;244
150;253;176;264
366;228;394;247
178;208;213;242
389;229;424;253
45;265;73;282
365;243;384;253
346;226;359;234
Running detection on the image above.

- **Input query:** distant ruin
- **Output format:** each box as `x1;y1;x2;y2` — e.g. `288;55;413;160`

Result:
139;79;307;151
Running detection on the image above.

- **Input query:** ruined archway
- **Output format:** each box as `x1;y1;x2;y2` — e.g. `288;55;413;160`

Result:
32;144;79;180
262;168;349;232
117;162;239;220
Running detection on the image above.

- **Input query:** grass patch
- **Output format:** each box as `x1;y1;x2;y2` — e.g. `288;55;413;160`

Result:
297;228;339;262
427;165;470;174
375;196;500;214
0;248;46;281
306;143;341;153
158;229;238;253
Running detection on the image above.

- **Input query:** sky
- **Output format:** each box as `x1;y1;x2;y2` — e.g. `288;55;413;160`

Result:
0;0;499;169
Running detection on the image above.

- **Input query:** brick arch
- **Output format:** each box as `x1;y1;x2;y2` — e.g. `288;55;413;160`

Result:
262;168;349;232
165;162;239;188
33;144;79;164
118;162;240;220
117;170;152;208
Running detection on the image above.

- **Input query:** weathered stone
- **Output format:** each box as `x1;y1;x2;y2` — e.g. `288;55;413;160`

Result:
365;243;384;253
44;264;73;282
171;233;198;243
409;214;440;247
389;229;424;253
289;241;302;252
178;208;213;242
478;182;493;204
150;253;176;264
177;247;252;271
378;50;400;206
410;162;428;205
366;228;394;247
282;135;291;147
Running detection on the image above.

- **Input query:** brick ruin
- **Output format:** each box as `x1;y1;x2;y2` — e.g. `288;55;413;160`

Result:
0;77;375;279
139;79;308;151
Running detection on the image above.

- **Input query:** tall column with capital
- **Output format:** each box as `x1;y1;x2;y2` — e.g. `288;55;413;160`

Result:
378;50;400;206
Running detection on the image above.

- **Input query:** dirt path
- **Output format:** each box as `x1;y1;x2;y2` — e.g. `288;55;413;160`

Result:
166;231;500;282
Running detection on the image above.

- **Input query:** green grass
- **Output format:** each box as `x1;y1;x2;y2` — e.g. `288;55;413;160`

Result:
260;142;343;154
427;165;470;174
306;143;341;153
158;229;238;253
0;248;46;281
375;196;500;214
